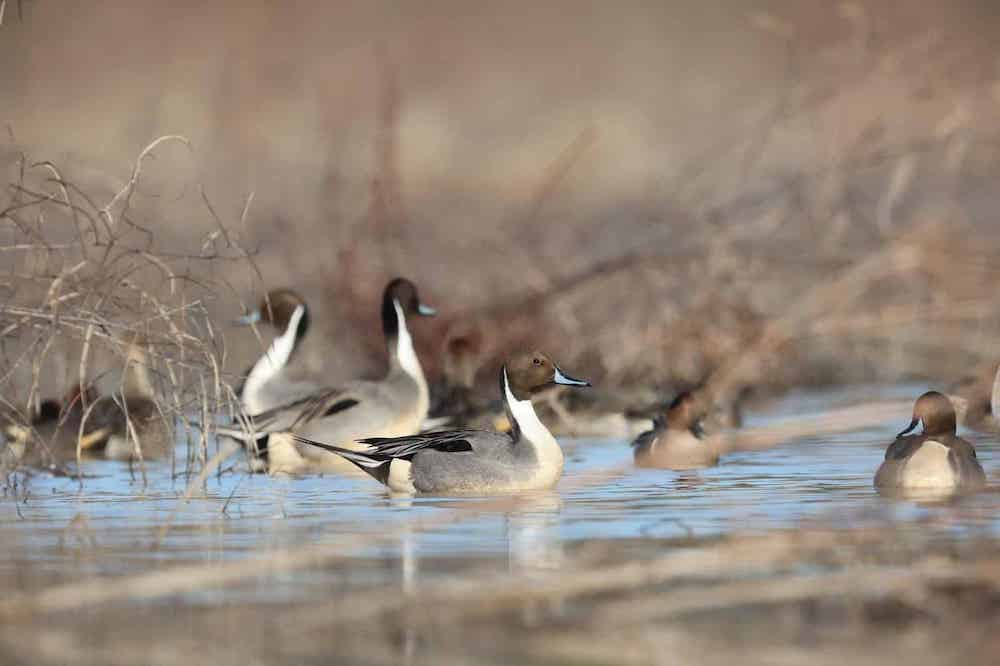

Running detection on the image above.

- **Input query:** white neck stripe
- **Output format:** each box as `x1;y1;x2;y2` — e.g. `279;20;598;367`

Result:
241;304;305;415
392;299;426;385
503;367;549;443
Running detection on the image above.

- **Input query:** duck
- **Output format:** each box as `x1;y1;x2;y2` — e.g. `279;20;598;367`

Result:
631;391;720;470
220;277;436;474
530;383;655;439
426;332;505;430
2;387;102;466
291;351;590;494
952;361;1000;432
86;336;172;461
874;390;986;494
234;288;320;416
3;339;172;464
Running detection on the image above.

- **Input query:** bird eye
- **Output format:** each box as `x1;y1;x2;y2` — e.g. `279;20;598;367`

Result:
532;358;542;366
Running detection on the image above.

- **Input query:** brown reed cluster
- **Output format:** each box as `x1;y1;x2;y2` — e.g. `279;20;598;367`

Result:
0;137;257;479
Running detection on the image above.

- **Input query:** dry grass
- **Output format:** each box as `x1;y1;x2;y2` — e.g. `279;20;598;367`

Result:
4;2;1000;393
0;136;259;480
1;5;1000;663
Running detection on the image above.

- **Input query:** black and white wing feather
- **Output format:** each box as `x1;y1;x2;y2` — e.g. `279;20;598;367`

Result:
292;430;478;484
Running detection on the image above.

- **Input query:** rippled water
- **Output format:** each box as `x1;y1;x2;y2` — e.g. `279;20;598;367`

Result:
2;384;997;601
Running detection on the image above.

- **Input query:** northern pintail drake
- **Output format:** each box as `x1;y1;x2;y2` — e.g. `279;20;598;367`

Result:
293;351;590;494
631;391;719;470
221;278;436;474
875;391;986;494
235;288;319;416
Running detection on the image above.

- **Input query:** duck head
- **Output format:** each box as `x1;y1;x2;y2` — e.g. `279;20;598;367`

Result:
35;399;62;424
382;278;436;336
443;331;484;389
898;391;957;438
503;351;590;401
664;391;705;436
381;278;435;379
236;289;310;340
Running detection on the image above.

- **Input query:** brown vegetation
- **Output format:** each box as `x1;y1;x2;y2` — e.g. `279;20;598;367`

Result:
1;3;999;663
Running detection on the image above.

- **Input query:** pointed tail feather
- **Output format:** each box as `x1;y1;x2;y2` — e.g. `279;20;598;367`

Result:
292;435;391;484
211;423;270;443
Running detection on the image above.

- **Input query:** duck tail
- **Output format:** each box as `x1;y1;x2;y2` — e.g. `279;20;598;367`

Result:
291;435;391;484
212;423;270;443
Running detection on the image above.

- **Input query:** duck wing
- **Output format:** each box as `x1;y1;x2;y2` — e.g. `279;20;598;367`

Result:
291;430;478;484
883;434;924;461
294;429;478;463
630;416;665;449
942;435;987;485
236;386;361;433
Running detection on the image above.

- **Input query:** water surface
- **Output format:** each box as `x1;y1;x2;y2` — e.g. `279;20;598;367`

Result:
2;385;997;602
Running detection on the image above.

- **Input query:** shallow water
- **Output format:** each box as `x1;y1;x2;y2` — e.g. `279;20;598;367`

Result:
2;384;997;603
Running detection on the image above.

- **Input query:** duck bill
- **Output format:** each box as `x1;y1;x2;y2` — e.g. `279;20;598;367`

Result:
234;310;261;326
553;366;591;387
78;427;111;451
896;417;920;438
417;303;437;317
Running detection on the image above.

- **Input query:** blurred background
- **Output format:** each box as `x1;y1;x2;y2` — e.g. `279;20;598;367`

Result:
3;5;1000;665
4;0;1000;401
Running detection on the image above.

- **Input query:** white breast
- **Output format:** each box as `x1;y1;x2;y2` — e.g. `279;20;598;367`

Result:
504;375;564;490
387;458;416;494
900;440;956;489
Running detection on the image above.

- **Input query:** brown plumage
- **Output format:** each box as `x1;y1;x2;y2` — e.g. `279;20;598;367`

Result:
875;391;986;493
631;391;720;470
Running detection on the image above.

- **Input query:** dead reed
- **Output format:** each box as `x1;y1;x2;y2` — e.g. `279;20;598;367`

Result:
0;136;259;481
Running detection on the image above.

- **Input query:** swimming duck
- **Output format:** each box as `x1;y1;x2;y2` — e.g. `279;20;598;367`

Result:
2;387;102;466
874;391;986;493
292;351;590;494
631;391;719;470
235;288;318;416
221;278;436;474
4;339;171;464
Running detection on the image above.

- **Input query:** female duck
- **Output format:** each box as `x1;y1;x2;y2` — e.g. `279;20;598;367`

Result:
293;351;590;493
90;337;171;461
223;278;436;474
4;339;172;464
631;391;719;470
3;389;93;466
875;391;986;493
